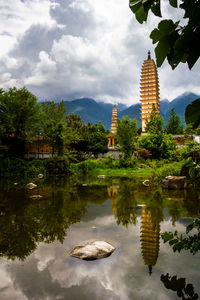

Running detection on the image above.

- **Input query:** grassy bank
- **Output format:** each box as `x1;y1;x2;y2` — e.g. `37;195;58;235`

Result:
70;158;183;183
0;156;185;184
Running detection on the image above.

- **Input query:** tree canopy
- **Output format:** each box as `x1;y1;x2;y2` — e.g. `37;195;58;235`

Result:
116;116;138;159
166;108;183;134
145;105;163;134
185;98;200;129
0;87;39;156
129;0;200;69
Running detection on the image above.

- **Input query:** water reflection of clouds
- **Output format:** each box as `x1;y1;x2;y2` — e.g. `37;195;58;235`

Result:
0;215;200;300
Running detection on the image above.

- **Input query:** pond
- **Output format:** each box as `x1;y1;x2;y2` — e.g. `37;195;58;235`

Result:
0;176;200;300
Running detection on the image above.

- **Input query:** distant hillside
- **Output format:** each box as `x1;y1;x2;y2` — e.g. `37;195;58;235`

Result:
64;98;126;129
119;104;141;127
119;92;199;127
63;93;199;129
163;93;199;124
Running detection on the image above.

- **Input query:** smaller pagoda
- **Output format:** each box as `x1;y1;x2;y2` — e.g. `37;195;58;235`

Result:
108;105;118;147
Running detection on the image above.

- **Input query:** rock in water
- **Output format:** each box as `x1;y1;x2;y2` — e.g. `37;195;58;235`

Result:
162;176;187;189
70;241;115;260
29;195;43;199
142;179;150;187
27;183;37;189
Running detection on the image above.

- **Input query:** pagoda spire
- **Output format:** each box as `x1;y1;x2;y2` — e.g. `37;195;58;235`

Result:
110;105;118;134
140;52;160;132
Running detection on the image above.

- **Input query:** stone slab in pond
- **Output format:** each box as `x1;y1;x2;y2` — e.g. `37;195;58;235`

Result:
162;176;187;189
70;241;115;260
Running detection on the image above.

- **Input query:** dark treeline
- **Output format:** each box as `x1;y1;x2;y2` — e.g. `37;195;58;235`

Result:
0;87;108;160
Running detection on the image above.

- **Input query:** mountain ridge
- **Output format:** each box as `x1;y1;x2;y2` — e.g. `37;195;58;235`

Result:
64;93;200;129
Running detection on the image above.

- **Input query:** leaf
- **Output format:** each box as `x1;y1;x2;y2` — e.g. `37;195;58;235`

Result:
129;0;148;24
169;0;177;8
161;232;174;242
150;29;161;44
155;36;172;67
169;239;178;246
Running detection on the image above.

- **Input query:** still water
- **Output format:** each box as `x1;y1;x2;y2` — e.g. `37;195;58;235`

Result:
0;176;200;300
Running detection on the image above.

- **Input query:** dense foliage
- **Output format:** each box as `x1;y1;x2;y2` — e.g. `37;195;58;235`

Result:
185;98;200;129
129;0;200;69
161;218;200;255
0;87;108;160
139;133;176;159
116;116;138;159
0;87;39;156
145;105;163;134
166;108;183;134
139;107;176;159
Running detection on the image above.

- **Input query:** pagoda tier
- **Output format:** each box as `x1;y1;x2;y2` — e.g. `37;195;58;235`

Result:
140;51;160;132
110;105;118;134
140;205;160;275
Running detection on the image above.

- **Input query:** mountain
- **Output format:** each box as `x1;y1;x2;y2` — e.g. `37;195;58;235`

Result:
64;98;127;129
119;103;141;127
120;92;199;127
163;93;199;124
63;93;199;129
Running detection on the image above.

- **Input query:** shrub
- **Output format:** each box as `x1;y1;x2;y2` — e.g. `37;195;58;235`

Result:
45;157;70;175
137;148;152;159
138;133;176;159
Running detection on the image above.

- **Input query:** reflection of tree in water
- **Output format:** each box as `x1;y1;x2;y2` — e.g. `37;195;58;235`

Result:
163;188;200;225
0;181;88;260
108;180;137;227
140;205;160;275
145;189;164;226
161;273;198;300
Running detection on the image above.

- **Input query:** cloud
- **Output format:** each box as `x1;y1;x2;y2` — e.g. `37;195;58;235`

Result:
0;0;199;105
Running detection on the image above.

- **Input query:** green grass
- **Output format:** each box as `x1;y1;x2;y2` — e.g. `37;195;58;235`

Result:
89;167;153;178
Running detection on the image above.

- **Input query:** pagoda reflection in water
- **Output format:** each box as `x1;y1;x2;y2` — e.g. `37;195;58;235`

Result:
140;205;160;275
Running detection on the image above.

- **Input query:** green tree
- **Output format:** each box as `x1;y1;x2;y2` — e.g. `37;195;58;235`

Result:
184;124;195;138
40;101;69;156
129;0;200;69
0;87;39;156
166;108;183;134
145;105;164;134
139;133;176;159
116;116;138;159
185;98;200;129
84;122;108;158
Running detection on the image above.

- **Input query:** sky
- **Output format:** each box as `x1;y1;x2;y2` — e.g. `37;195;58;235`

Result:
0;0;199;106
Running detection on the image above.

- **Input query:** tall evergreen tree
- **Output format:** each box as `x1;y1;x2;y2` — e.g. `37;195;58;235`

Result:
166;108;183;134
116;116;138;159
145;105;163;134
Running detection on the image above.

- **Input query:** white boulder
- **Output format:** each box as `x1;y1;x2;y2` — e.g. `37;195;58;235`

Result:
27;183;37;189
70;241;115;260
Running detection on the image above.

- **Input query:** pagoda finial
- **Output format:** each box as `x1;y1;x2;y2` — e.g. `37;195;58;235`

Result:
148;265;152;275
148;50;151;60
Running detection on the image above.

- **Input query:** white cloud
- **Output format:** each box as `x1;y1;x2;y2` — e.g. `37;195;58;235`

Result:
25;51;57;85
0;0;199;105
0;0;56;56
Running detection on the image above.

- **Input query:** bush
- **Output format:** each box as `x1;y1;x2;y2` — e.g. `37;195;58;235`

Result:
150;161;183;184
113;155;136;168
138;133;176;159
45;157;70;175
136;148;152;159
0;158;46;179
